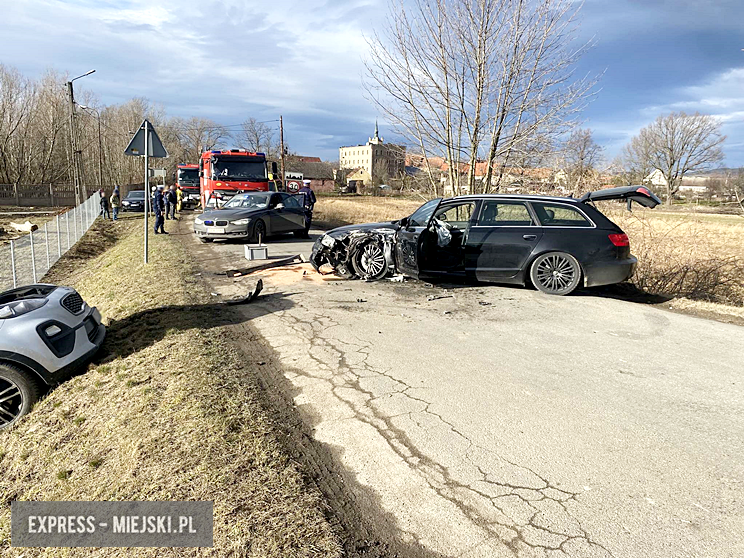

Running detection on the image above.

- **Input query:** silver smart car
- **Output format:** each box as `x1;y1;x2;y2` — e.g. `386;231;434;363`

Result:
0;284;105;429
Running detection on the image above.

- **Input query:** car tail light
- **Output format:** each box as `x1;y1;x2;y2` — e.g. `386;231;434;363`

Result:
637;187;652;197
608;233;629;247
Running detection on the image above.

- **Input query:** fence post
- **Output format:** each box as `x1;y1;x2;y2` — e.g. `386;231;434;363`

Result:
49;183;55;207
66;212;71;251
30;229;37;283
56;214;62;258
45;222;50;271
73;204;78;242
14;183;20;206
10;240;17;288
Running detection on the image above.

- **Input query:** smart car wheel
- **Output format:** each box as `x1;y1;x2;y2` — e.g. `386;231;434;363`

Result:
252;219;267;243
530;252;581;295
0;363;40;430
351;239;388;280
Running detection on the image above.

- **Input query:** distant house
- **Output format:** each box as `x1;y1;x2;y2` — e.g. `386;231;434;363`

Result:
339;122;406;180
644;169;667;187
345;167;372;189
294;156;322;163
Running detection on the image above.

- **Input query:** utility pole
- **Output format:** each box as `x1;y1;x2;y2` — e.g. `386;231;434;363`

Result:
280;115;286;192
66;82;82;205
65;70;95;205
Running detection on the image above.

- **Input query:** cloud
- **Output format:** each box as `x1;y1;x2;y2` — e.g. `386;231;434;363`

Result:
2;0;386;159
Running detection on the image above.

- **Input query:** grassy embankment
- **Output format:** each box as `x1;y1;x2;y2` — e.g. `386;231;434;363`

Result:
0;216;341;557
314;196;744;309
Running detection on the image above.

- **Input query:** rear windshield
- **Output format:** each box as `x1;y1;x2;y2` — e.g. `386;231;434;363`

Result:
531;202;592;228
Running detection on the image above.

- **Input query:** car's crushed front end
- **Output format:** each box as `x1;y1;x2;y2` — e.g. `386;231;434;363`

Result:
311;224;398;280
0;284;105;385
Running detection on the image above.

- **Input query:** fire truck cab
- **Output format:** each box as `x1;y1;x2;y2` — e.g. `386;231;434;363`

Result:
199;150;280;208
175;163;200;209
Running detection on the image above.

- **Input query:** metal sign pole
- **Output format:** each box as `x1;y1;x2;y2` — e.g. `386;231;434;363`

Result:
144;120;149;264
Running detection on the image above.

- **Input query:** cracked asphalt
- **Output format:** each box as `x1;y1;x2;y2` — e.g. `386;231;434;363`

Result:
179;217;743;558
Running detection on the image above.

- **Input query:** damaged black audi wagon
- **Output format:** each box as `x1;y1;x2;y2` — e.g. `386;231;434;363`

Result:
310;186;661;295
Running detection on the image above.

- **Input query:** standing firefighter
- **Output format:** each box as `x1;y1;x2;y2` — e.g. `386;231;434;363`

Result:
298;179;316;231
153;185;166;234
110;187;120;221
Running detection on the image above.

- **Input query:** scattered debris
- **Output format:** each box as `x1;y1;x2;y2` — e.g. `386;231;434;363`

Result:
223;254;304;277
223;279;263;305
427;294;454;301
478;301;491;306
388;275;405;282
443;311;451;315
10;220;38;233
356;298;367;303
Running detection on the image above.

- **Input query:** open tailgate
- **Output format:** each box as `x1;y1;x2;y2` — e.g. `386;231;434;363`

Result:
579;186;661;208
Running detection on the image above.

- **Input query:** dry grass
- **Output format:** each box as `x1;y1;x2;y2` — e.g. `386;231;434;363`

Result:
0;217;341;557
315;195;744;306
314;196;422;229
605;206;744;306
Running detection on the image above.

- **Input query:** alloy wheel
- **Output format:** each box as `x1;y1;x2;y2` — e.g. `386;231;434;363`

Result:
531;252;581;295
0;377;24;428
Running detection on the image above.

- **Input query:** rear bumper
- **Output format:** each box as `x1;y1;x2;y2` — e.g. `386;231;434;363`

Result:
584;256;637;287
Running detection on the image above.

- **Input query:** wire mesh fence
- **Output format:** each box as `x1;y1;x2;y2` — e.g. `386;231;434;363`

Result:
0;193;100;291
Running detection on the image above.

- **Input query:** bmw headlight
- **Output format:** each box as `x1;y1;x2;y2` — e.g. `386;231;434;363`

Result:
0;298;48;319
122;201;130;206
232;218;251;226
320;235;336;248
194;217;204;225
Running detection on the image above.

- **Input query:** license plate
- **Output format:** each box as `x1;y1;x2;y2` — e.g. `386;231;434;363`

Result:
210;227;225;234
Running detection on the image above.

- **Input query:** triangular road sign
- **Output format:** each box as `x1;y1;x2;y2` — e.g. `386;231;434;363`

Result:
124;119;168;158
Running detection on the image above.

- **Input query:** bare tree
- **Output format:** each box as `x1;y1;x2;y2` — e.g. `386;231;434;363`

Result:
562;128;602;193
237;117;277;157
175;117;229;162
626;112;725;206
365;0;596;195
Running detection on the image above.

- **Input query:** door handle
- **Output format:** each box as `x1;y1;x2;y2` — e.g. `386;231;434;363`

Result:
523;234;537;241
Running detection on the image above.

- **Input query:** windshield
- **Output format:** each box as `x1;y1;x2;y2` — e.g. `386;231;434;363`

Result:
178;169;199;184
408;198;441;227
213;160;267;181
222;193;271;209
127;191;145;199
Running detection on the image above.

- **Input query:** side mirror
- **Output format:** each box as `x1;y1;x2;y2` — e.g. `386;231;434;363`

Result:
275;203;285;210
399;216;409;228
199;170;204;178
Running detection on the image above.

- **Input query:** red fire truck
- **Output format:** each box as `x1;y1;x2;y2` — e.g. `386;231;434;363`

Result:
175;163;200;209
199;150;280;208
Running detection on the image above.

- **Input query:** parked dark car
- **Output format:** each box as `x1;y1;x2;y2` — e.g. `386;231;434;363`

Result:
194;191;310;243
121;190;145;212
310;186;661;295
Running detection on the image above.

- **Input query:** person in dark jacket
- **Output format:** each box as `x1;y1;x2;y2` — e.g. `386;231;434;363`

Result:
153;185;166;234
298;180;316;230
166;185;178;220
99;189;111;220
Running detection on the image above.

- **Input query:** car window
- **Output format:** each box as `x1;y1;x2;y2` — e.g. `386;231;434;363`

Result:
476;201;534;226
282;194;301;209
269;193;283;207
433;202;475;230
408;198;441;227
531;202;592;227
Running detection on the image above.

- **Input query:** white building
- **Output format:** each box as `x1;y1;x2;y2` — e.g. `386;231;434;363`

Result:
339;122;405;180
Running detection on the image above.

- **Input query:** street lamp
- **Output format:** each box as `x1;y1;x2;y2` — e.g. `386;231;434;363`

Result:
67;69;96;204
79;105;104;188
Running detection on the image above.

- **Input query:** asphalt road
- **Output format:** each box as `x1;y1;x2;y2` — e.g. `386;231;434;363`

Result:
183;220;743;558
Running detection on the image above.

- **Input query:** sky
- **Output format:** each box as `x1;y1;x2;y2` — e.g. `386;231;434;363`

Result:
2;0;743;166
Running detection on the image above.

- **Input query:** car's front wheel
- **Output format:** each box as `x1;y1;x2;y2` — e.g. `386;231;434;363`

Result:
252;219;267;243
530;252;582;295
0;363;40;430
199;238;213;243
350;239;389;280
